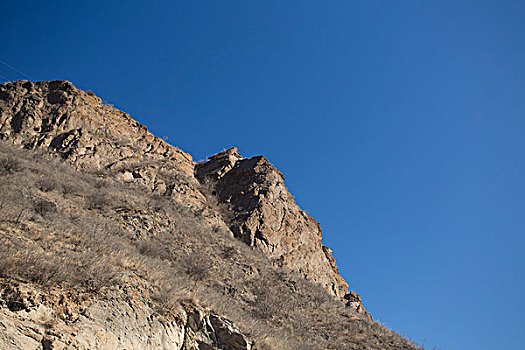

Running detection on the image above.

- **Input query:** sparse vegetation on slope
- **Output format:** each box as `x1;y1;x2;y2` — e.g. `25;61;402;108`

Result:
0;141;418;349
0;80;421;349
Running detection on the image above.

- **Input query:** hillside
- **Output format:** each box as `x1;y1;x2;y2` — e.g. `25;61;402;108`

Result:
0;80;419;349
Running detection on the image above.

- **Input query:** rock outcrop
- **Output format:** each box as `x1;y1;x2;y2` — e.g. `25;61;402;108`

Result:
0;80;369;320
196;148;346;297
0;80;205;211
0;280;252;350
195;148;371;318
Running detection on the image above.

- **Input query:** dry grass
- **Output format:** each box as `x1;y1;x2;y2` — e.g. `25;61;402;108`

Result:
0;140;420;350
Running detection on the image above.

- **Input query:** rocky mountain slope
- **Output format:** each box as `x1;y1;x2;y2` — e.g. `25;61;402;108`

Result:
1;281;252;350
0;80;419;349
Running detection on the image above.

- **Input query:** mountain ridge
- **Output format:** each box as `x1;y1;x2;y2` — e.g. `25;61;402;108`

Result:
0;79;419;349
0;79;361;308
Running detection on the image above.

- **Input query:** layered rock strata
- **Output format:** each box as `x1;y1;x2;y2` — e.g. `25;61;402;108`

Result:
0;280;252;350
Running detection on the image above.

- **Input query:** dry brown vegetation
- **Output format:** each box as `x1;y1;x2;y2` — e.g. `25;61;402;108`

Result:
0;140;420;350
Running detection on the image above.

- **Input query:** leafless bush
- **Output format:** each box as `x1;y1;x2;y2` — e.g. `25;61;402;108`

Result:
89;168;110;179
86;193;110;210
137;239;172;260
32;198;57;217
80;258;119;291
181;252;211;284
151;285;184;316
253;289;281;319
199;178;235;222
61;183;77;195
36;178;56;192
0;156;21;175
0;193;26;223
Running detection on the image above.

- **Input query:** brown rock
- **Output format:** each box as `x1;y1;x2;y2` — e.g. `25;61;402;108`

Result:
344;291;372;320
196;149;361;306
0;80;206;211
0;80;370;318
0;279;253;350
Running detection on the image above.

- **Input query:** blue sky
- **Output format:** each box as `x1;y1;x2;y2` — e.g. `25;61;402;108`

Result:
2;1;524;349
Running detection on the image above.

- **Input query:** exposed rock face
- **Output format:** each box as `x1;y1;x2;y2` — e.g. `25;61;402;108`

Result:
195;148;370;318
196;148;349;298
0;80;205;210
0;280;252;350
344;291;368;315
0;80;369;320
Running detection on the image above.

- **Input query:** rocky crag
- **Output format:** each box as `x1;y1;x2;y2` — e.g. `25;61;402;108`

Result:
0;80;365;308
0;80;202;209
196;148;352;301
0;80;416;349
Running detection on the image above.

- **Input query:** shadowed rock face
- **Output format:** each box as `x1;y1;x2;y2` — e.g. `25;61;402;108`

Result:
0;80;369;318
195;148;370;318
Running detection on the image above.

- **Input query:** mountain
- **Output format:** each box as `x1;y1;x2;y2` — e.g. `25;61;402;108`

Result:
0;80;419;349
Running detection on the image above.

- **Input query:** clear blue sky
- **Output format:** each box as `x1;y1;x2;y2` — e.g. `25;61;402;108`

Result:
2;1;524;349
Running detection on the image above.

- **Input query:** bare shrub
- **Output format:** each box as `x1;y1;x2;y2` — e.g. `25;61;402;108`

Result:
80;259;119;291
253;289;280;319
36;178;56;192
61;183;77;195
86;193;110;210
137;239;171;260
0;192;26;224
32;198;57;218
199;178;234;221
151;286;184;316
181;252;211;284
0;156;21;175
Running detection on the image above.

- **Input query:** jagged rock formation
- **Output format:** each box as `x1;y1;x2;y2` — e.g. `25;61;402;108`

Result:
0;80;366;310
0;280;252;350
195;147;353;302
0;80;205;211
0;80;401;349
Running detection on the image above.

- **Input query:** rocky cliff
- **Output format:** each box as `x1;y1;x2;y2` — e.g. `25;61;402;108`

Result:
0;80;417;349
195;148;351;301
0;80;363;307
0;80;204;210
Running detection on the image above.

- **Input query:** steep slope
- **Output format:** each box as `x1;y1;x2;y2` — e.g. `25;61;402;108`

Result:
0;80;418;349
196;148;351;302
0;80;204;210
0;80;362;308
